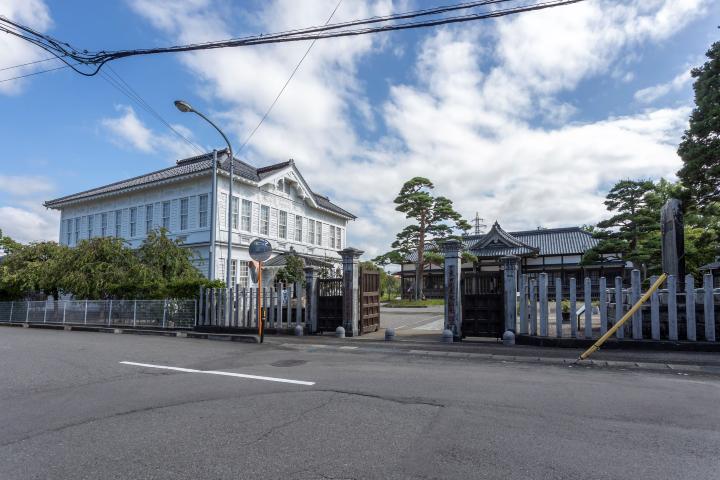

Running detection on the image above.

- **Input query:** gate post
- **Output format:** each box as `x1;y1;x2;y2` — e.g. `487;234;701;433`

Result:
340;247;364;337
441;239;462;341
501;256;519;333
304;266;318;334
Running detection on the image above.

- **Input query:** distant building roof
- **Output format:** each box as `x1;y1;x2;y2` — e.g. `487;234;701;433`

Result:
700;259;720;271
263;252;334;269
44;150;355;219
404;224;601;262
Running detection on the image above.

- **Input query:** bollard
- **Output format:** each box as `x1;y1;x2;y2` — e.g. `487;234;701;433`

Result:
502;330;516;346
441;329;454;343
384;327;396;341
294;324;304;336
335;326;345;338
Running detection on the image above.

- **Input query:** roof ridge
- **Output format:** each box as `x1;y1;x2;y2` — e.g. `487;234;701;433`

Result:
511;226;586;235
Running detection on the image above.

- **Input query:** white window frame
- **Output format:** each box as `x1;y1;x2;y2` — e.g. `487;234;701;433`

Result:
308;219;315;244
115;210;122;238
337;228;342;249
199;194;208;228
180;198;189;231
74;218;80;244
130;207;137;237
260;205;270;235
237;260;249;288
231;196;239;230
230;259;237;286
145;205;153;234
279;211;287;239
330;225;336;249
316;221;322;246
295;215;303;242
66;219;72;245
101;213;108;237
241;200;251;232
162;201;171;230
87;215;94;239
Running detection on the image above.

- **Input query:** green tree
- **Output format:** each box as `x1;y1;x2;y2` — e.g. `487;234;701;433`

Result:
275;254;305;285
381;177;470;300
677;41;720;209
0;240;69;300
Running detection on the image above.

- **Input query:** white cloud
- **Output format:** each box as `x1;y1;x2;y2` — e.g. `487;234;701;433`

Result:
634;69;693;104
0;175;54;196
0;0;53;95
124;0;703;259
0;202;58;244
100;104;200;160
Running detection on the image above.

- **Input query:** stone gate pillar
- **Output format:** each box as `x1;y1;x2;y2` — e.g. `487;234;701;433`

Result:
441;239;462;341
304;266;318;334
340;247;363;337
501;256;519;332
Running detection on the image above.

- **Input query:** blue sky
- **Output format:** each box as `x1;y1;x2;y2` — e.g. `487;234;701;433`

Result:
0;0;717;257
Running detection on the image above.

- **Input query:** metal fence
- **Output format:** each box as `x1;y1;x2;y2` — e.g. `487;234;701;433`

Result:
199;283;305;330
0;299;196;329
518;270;720;342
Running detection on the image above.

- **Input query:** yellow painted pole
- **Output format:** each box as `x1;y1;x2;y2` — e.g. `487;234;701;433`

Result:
578;273;667;361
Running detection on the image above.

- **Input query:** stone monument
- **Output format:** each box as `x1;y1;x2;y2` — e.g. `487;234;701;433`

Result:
660;198;685;281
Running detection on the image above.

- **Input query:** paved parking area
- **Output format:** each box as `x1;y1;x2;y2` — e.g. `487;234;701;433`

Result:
2;327;719;479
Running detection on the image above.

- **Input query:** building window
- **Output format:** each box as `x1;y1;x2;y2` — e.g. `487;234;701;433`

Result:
199;194;208;228
238;260;249;288
74;218;80;244
260;205;270;235
316;221;322;245
295;215;303;242
308;220;315;244
66;219;72;245
337;228;342;249
130;207;137;237
101;213;108;237
241;200;251;231
180;198;189;230
330;226;336;249
115;210;122;237
145;205;153;233
230;260;237;286
279;211;287;239
87;215;94;238
231;196;239;230
162;201;170;229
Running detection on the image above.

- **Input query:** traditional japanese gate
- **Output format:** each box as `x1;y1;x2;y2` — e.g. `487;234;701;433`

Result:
315;268;381;334
317;277;344;332
461;271;504;338
359;268;380;334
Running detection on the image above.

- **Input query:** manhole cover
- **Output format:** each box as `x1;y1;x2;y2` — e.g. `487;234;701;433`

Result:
271;359;307;367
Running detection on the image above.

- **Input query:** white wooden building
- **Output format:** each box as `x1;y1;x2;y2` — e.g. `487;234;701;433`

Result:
44;149;355;287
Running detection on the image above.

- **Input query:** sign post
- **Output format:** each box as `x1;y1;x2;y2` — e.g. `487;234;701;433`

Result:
249;238;273;343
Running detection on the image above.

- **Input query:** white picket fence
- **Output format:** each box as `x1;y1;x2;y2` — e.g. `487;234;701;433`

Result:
198;282;305;330
518;270;720;342
0;299;196;329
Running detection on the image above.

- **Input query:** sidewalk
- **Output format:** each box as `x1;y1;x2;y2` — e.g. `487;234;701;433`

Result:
264;330;720;374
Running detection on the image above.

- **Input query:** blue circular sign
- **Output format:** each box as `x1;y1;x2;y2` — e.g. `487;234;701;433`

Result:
249;238;273;262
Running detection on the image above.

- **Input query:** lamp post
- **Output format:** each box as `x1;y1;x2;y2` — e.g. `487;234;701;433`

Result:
174;100;235;294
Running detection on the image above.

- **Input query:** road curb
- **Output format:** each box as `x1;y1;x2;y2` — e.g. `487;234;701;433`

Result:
0;322;259;344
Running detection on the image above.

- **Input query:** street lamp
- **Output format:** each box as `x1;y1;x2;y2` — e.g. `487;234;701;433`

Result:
174;100;235;293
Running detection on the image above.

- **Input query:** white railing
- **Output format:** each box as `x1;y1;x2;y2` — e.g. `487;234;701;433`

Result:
198;282;305;330
0;299;196;329
518;270;719;342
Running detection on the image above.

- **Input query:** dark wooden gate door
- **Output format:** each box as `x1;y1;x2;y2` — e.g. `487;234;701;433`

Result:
359;268;380;334
461;271;504;338
317;278;343;332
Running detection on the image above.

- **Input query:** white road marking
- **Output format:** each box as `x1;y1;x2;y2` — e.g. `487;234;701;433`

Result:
119;361;315;386
395;325;407;330
338;346;359;350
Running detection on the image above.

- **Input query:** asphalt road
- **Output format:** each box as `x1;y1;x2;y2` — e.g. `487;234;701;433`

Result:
2;328;719;479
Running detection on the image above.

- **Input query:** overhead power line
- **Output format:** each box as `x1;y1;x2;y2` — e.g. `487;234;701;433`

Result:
0;0;586;77
237;0;343;154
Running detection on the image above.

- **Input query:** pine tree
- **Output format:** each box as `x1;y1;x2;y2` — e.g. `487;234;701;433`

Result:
677;41;720;209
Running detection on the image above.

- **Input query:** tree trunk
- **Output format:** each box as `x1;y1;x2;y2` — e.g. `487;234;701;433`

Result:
415;218;425;301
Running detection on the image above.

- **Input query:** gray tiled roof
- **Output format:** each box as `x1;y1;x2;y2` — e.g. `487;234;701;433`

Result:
44;150;355;219
404;226;600;262
511;227;599;256
264;252;334;269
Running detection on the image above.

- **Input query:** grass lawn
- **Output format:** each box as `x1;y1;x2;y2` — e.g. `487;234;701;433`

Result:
383;298;445;308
